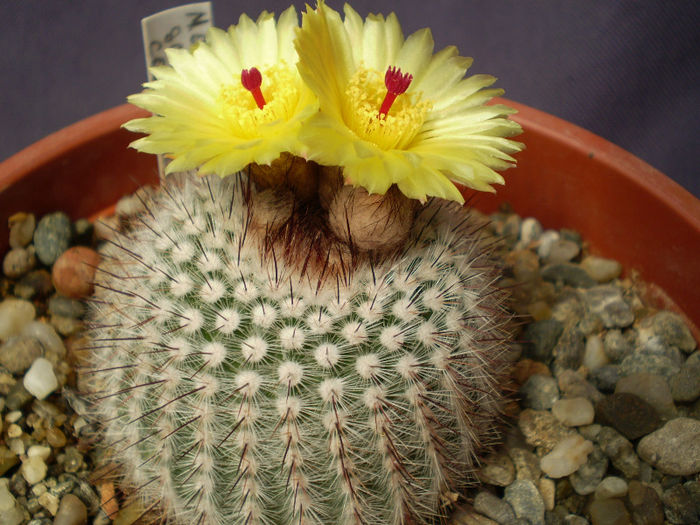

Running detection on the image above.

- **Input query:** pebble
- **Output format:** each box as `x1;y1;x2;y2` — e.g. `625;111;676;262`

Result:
22;321;66;360
551;292;585;327
520;374;560;410
0;481;24;525
594;477;628;500
570;445;608;495
53;494;88;525
557;370;604;403
596;393;661;440
668;351;700;402
519;217;543;247
637;311;696;354
519;409;575;452
541;263;596;289
51;247;100;299
541;435;594;478
662;484;699;524
588;498;631;525
0;336;44;374
552;328;586;374
602;330;632;362
478;452;515;487
33;212;72;266
589;365;620;393
47;295;85;319
73;218;94;246
474;491;516;524
552;398;594;427
3;248;36;278
14;269;53;299
538;478;555;511
580;256;622;283
581;285;634;328
582;335;608;371
8;212;36;248
20;456;47;485
637;418;700;476
508;447;542;481
27;445;51;461
0;298;36;340
512;358;551;384
504;479;545;525
23;358;58;400
619;352;680;380
615;373;676;418
626;480;664;525
46;427;67;448
525;319;564;361
536;230;560;259
38;491;59;515
545;239;580;265
596;426;640;479
0;446;19;476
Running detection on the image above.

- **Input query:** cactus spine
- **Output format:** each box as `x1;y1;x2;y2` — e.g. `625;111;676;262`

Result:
82;173;511;525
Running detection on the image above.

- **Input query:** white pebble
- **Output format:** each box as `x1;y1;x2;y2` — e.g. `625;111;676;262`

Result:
583;335;609;371
8;438;25;455
38;491;60;515
23;358;59;400
21;455;48;484
0;481;17;511
537;230;560;259
0;298;36;341
581;255;622;283
21;321;66;359
540;434;594;478
6;424;22;438
4;411;22;424
594;476;628;500
27;444;52;461
520;217;543;246
552;397;595;426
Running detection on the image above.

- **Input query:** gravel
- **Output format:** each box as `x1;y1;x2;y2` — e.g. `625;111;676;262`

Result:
0;204;697;524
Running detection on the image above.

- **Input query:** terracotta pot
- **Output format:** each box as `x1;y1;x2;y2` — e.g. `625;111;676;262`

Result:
1;101;699;337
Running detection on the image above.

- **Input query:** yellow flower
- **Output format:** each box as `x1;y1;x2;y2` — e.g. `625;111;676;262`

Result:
295;2;523;203
124;7;318;177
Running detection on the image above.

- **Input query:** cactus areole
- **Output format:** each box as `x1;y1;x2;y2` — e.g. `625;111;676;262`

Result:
82;2;522;524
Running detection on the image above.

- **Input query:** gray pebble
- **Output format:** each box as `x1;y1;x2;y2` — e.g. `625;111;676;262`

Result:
556;369;604;403
508;447;542;481
525;319;564;361
8;212;36;248
581;285;634;328
551;292;585;328
662;484;699;524
668;351;700;402
502;214;522;248
478;451;515;487
520;374;560;410
552;328;586;374
504;479;545;525
474;491;516;524
569;445;608;496
47;295;85;319
588;365;620;393
619;352;681;380
541;263;596;289
637;336;684;367
637;418;700;476
596;426;640;479
603;329;633;362
0;335;43;374
3;248;36;278
560;229;582;246
545;239;580;265
5;381;33;410
33;212;72;266
637;311;696;354
580;255;622;283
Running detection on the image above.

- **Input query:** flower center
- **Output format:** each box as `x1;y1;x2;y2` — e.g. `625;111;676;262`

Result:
218;63;301;139
344;66;430;151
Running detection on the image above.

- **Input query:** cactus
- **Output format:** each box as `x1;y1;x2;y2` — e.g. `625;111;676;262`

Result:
81;172;512;525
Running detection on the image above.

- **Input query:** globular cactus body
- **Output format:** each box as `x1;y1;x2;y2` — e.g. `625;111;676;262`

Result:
82;174;511;525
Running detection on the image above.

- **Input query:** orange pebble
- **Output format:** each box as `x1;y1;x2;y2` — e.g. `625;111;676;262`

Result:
52;246;100;299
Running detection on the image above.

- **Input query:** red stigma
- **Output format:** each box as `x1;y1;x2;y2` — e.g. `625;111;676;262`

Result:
241;67;266;109
379;66;413;117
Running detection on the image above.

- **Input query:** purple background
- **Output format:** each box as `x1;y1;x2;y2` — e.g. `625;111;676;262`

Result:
2;1;698;197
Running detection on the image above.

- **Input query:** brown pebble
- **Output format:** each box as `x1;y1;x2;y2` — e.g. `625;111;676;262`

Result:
46;426;67;448
54;493;88;525
99;481;119;519
8;212;36;248
512;358;551;385
52;247;100;299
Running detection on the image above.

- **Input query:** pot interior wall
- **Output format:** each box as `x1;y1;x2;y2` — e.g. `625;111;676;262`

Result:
1;102;698;336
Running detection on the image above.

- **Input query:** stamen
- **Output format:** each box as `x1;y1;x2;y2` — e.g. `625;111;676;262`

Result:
379;66;412;117
241;67;266;110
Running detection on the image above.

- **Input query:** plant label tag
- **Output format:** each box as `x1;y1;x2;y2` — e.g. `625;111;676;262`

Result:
140;2;213;181
141;2;214;80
